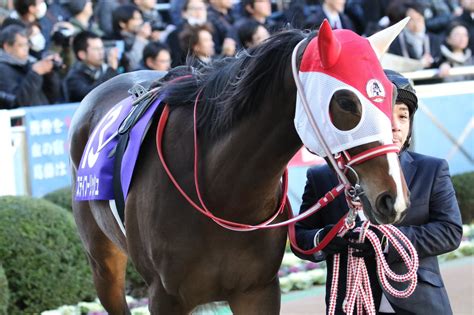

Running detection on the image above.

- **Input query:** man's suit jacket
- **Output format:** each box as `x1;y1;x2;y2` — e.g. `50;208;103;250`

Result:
305;6;355;32
292;151;462;314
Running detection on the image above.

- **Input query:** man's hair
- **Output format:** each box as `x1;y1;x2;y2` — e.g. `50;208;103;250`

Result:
241;0;256;16
179;23;213;52
112;4;141;35
0;24;27;48
14;0;37;17
143;41;170;61
386;0;424;25
72;31;101;60
236;19;260;48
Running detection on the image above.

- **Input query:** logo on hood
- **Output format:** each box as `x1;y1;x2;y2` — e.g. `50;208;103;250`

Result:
366;79;386;103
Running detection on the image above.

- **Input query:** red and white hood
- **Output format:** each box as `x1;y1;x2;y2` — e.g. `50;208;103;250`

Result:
294;18;409;157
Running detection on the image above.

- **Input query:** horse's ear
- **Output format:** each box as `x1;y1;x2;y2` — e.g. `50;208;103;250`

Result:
318;19;341;69
367;17;410;59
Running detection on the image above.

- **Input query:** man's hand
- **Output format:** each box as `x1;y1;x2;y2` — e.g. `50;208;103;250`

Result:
346;224;385;258
32;54;60;75
107;47;119;70
318;225;350;256
137;22;152;40
222;38;236;56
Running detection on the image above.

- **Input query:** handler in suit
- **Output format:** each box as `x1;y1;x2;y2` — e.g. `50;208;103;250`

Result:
291;70;463;314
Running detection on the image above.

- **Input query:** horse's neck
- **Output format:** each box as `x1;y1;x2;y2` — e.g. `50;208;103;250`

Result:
202;95;301;221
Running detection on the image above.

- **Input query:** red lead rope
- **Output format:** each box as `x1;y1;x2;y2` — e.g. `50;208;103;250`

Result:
156;103;347;233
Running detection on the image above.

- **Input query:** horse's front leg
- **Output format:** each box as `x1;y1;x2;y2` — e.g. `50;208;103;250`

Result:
228;277;281;315
148;279;189;314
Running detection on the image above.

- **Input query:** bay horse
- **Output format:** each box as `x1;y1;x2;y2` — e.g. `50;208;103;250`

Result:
69;25;410;314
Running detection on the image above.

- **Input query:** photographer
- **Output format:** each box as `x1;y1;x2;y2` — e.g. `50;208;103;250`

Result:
49;21;75;77
64;31;119;102
0;24;61;109
132;0;166;41
108;4;151;72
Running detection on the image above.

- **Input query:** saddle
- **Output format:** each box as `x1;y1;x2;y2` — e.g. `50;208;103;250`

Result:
112;66;196;224
113;83;161;223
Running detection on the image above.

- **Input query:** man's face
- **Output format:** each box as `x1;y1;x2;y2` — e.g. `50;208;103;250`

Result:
249;25;269;47
406;8;425;33
147;49;171;71
324;0;346;13
83;38;105;67
250;0;272;19
124;11;144;33
3;34;29;61
392;103;411;149
183;0;207;21
194;30;214;57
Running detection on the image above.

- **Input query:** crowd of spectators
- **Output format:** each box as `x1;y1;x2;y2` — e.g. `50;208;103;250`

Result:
0;0;472;109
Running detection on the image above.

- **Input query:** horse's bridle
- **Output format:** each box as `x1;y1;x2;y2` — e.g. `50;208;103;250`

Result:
155;38;399;250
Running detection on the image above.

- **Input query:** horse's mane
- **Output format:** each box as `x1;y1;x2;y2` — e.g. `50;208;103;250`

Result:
160;29;307;140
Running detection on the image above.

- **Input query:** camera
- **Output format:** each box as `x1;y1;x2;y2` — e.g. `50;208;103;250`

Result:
51;27;74;48
151;21;167;32
0;91;16;108
52;59;64;70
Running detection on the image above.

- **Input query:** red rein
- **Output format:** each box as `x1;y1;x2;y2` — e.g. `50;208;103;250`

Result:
156;94;398;250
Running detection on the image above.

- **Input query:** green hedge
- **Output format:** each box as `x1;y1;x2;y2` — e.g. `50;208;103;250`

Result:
0;196;95;314
43;187;73;212
0;264;8;315
41;187;150;298
452;172;474;224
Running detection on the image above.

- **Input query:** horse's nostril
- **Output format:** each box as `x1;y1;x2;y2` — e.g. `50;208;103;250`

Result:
376;192;395;213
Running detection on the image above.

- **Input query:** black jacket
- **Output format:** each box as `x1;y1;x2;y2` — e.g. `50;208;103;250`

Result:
455;11;474;53
305;5;356;32
292;151;462;314
64;61;118;102
0;50;61;109
388;31;443;68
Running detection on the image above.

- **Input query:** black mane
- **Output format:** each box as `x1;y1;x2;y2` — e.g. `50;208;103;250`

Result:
160;29;306;140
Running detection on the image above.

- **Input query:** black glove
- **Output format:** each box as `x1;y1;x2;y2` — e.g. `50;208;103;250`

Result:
317;225;350;256
346;224;385;258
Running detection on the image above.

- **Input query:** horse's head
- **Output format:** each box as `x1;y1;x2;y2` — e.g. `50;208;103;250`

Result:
294;19;411;225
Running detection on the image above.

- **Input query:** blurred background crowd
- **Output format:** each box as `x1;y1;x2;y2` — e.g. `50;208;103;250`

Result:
0;0;472;108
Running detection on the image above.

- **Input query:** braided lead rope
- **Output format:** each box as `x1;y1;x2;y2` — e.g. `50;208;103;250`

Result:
329;253;341;315
343;246;376;315
371;225;419;282
328;222;419;314
366;226;419;298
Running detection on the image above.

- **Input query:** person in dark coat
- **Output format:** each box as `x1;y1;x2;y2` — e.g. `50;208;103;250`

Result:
166;0;209;67
292;70;462;314
64;31;119;102
0;24;61;109
207;0;236;56
305;0;356;31
455;0;474;53
387;0;443;69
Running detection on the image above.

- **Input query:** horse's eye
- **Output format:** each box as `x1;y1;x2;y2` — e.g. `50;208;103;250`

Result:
329;90;362;131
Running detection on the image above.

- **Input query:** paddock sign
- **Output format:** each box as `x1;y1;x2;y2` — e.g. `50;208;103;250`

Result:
24;104;78;196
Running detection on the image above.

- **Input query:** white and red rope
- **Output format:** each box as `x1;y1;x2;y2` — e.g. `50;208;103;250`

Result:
328;221;419;315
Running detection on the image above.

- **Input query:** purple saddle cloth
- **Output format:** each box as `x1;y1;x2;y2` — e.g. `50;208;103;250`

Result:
75;95;163;201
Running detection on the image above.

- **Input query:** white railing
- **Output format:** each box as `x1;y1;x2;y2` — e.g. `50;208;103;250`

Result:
403;65;474;81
